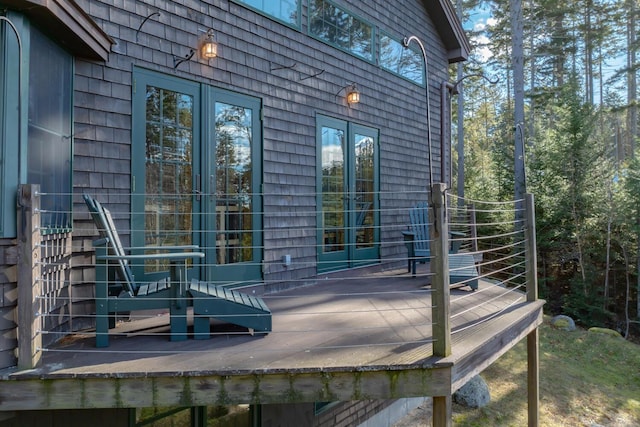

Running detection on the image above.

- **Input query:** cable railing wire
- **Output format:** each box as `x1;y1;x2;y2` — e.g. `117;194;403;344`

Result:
29;190;538;356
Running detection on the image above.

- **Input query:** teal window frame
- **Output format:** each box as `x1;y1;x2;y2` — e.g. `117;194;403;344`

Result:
27;25;74;233
308;0;375;62
232;0;301;29
0;12;73;237
0;13;24;238
379;31;425;86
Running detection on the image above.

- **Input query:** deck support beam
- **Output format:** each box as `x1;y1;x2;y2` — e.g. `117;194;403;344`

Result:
525;193;540;427
527;329;539;427
432;396;452;427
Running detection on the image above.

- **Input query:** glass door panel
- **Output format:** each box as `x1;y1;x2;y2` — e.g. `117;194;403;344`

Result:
351;124;379;265
143;87;194;273
204;90;262;284
354;132;375;249
321;126;346;254
214;101;254;265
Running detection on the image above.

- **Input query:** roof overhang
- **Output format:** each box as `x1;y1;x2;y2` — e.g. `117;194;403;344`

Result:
1;0;113;61
427;0;471;63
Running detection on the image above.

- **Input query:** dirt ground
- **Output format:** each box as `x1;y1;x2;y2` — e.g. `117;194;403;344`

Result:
392;401;433;427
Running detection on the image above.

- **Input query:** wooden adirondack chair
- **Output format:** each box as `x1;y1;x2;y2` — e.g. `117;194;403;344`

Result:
402;202;478;290
84;194;272;347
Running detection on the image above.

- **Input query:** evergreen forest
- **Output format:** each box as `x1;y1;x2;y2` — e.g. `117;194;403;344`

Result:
454;0;640;339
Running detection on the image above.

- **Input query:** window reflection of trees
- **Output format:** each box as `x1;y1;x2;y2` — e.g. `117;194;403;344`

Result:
144;86;193;272
309;0;373;61
355;135;374;248
379;34;424;85
321;127;345;252
215;103;253;265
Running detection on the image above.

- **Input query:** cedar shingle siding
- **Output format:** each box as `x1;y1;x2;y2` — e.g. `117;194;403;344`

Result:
1;0;466;372
72;0;450;280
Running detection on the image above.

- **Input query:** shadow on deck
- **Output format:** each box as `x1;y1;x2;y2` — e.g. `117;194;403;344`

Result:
0;264;543;412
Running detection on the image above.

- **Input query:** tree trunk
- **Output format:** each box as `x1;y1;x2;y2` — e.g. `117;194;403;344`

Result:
511;0;526;206
627;0;637;157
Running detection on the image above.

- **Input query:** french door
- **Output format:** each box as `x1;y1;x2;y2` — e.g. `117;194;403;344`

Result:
132;69;262;285
317;115;379;272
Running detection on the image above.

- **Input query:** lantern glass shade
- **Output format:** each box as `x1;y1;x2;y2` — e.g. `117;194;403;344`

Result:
201;30;218;59
347;86;360;104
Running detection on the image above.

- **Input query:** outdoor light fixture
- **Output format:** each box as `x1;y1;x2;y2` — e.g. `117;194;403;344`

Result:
200;29;218;59
336;83;360;106
346;84;360;104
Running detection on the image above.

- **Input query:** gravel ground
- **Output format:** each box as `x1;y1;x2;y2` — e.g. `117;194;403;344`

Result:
392;401;433;427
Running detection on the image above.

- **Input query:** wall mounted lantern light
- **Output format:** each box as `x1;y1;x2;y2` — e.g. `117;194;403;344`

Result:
174;28;218;69
346;84;360;104
200;29;218;59
336;83;360;106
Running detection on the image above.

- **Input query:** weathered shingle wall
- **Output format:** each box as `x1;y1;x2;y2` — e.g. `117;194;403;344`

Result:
72;0;449;284
0;238;17;368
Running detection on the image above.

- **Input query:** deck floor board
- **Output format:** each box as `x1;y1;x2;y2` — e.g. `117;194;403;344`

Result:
0;265;544;410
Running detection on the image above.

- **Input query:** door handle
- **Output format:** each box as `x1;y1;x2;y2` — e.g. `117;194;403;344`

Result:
194;174;201;201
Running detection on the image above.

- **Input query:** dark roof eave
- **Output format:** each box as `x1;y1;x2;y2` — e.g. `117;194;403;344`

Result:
2;0;113;61
428;0;471;63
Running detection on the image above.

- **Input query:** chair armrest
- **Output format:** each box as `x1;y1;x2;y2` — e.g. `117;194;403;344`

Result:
401;230;416;241
127;245;201;252
96;252;205;261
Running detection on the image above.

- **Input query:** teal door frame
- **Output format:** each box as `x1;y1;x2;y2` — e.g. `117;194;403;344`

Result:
132;68;263;285
316;115;379;272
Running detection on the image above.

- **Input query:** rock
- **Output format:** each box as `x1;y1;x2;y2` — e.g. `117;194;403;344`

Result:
550;315;576;331
588;327;623;338
453;375;490;408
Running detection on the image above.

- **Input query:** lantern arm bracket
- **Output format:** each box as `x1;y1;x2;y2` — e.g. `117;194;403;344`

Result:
270;61;325;81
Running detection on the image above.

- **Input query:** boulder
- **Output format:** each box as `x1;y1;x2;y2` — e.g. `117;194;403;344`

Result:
588;327;623;338
453;375;490;408
550;315;576;331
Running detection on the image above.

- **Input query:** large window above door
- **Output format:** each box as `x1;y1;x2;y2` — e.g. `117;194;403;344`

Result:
233;0;300;28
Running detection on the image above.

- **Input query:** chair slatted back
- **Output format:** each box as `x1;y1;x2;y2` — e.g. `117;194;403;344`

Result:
84;195;138;295
408;202;430;253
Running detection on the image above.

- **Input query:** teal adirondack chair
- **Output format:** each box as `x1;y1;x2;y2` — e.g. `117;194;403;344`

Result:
402;202;432;277
84;194;272;347
401;202;478;290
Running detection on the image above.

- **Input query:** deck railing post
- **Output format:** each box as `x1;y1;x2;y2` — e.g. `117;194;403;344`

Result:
16;184;42;369
431;183;451;357
524;193;539;427
524;193;538;302
431;183;453;427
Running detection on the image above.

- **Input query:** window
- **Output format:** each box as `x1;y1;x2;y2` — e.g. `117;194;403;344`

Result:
0;15;73;236
308;0;374;61
379;33;425;85
28;26;73;231
234;0;300;28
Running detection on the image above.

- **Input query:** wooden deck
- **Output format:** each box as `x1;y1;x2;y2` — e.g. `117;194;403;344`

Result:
0;265;543;412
